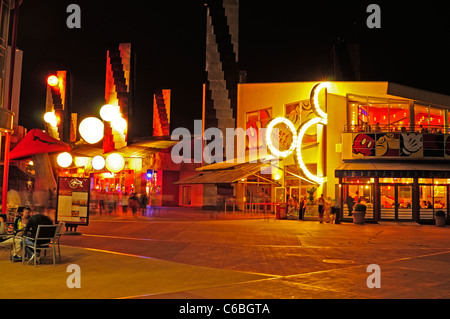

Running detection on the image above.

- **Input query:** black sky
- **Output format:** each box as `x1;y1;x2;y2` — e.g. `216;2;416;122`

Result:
15;1;450;136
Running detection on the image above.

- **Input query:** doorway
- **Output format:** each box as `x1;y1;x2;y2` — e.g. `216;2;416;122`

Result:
379;184;413;220
182;186;191;205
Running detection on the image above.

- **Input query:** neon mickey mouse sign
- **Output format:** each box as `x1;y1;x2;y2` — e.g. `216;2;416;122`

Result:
266;82;329;184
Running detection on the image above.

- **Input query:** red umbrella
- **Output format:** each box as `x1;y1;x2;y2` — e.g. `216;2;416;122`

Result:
10;128;70;160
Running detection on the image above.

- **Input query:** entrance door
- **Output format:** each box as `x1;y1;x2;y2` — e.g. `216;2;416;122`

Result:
379;185;413;220
380;185;396;219
182;186;191;205
397;185;413;220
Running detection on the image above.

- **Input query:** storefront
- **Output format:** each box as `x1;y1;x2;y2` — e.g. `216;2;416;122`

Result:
336;162;450;223
225;81;450;222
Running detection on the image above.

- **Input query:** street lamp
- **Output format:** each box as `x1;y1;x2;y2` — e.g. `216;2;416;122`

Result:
57;152;73;168
111;117;127;132
100;104;120;122
44;111;57;127
79;117;104;144
91;155;106;170
47;75;59;87
105;153;125;173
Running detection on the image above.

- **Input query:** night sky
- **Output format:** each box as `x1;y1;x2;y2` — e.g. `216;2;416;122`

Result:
15;1;450;136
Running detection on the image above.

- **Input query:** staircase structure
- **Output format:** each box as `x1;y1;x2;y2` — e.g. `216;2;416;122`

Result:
104;43;132;152
45;70;67;142
153;89;171;137
204;0;239;142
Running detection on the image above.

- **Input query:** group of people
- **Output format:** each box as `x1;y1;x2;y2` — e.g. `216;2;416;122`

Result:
287;195;306;220
0;206;54;263
96;192;149;216
287;194;336;223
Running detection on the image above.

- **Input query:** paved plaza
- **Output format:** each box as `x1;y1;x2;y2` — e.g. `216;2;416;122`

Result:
1;207;449;301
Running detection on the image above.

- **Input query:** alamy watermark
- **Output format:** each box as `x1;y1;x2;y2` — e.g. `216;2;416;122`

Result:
366;264;381;288
170;119;289;177
66;4;81;29
66;264;81;288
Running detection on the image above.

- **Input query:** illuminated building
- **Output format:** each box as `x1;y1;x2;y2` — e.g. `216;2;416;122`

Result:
177;80;450;224
52;43;183;208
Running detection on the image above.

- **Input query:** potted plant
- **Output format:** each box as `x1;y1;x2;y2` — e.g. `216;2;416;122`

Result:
306;186;317;205
303;186;318;221
353;203;366;225
435;210;446;227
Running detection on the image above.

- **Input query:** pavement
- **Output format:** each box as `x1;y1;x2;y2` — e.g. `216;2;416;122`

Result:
1;207;450;301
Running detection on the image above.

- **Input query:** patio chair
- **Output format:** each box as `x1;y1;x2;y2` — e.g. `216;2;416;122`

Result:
0;214;13;250
22;225;58;267
55;221;65;261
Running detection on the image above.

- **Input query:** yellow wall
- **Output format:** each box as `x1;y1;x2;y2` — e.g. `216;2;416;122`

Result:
236;81;396;199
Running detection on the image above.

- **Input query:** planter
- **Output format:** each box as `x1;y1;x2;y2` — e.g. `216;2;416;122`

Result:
303;205;319;221
353;211;366;225
435;216;446;227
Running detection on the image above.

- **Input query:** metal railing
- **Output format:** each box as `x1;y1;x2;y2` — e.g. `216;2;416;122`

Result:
344;124;448;134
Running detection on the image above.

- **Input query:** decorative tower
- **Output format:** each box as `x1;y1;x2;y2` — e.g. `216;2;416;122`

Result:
104;43;133;152
153;89;171;137
203;0;239;139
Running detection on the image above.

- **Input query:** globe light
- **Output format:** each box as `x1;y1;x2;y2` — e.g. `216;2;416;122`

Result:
100;104;121;122
79;117;104;144
57;152;73;168
91;155;106;170
47;75;59;87
43;112;57;127
105;153;125;173
111;117;127;132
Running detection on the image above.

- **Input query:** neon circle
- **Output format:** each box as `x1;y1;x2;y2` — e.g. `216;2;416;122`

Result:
266;117;298;158
311;82;329;119
296;117;328;184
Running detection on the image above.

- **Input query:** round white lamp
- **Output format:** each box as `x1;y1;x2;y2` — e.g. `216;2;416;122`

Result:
100;104;121;122
57;152;73;168
91;155;106;170
79;117;104;144
105;153;125;173
111;117;127;132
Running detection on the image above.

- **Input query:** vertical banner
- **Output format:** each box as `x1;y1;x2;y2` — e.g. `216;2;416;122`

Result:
70;112;77;143
56;177;90;226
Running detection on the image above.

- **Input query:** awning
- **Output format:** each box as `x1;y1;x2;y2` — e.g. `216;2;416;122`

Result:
10;129;71;160
174;162;275;184
335;161;450;178
70;137;178;159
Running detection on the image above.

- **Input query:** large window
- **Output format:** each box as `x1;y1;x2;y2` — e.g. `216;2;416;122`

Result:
348;95;449;133
414;104;446;133
347;95;410;132
341;178;374;219
419;178;449;219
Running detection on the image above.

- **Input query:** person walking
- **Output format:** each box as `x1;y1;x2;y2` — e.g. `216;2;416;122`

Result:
346;194;355;216
129;193;139;216
298;196;305;221
121;193;129;215
318;194;325;223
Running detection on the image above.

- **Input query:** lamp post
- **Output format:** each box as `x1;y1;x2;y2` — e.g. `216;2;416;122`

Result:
2;0;21;215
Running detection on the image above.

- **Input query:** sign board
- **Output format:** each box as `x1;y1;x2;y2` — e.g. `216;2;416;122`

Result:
56;177;90;226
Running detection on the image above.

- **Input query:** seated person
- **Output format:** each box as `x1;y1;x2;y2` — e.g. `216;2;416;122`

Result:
22;206;53;263
0;207;31;262
0;214;7;241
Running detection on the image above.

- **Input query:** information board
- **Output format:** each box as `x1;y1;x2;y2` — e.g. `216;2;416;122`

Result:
56;177;90;226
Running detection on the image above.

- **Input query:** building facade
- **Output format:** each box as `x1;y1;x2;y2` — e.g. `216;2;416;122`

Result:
177;81;450;224
237;81;450;223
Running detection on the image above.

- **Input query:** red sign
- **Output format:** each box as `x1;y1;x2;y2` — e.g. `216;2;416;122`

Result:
56;177;90;225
